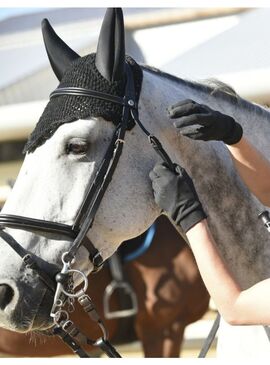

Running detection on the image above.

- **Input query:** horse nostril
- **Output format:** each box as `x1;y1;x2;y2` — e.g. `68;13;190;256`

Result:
0;284;14;310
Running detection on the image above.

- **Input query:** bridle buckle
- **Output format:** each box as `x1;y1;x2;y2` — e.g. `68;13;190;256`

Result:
91;252;104;273
22;254;34;268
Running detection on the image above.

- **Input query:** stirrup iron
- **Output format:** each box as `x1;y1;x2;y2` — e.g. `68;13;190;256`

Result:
103;280;138;319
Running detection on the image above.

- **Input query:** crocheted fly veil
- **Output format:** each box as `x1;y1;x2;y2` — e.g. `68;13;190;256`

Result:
24;10;142;152
24;56;142;153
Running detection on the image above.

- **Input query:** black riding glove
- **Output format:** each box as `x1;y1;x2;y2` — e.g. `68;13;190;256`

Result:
168;99;243;145
149;163;207;233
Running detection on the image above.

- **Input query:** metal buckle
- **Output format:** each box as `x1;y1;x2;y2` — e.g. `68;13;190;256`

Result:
91;252;104;273
22;254;34;268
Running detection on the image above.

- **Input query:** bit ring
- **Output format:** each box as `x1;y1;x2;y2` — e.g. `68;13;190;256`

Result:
52;309;69;324
61;269;88;298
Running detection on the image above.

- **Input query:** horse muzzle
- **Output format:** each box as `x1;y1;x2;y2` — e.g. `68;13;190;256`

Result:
0;272;56;333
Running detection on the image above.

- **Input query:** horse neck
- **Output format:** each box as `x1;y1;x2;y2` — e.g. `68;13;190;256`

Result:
140;68;270;288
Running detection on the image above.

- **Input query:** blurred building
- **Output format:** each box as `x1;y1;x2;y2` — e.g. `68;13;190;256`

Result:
0;7;269;204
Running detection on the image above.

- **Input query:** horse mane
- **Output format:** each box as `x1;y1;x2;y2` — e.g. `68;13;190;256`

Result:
199;78;238;98
141;64;270;120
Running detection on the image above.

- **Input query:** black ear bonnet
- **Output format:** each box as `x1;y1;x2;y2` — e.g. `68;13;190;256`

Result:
24;54;142;153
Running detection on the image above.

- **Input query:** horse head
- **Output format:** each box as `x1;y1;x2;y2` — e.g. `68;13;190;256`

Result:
0;8;160;332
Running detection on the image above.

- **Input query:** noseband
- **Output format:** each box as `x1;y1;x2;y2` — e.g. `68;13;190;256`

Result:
0;63;174;356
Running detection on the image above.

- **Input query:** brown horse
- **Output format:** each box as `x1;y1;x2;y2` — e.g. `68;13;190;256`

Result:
0;216;209;357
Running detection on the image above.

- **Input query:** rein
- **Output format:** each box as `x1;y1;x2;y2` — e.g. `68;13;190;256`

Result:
0;63;175;358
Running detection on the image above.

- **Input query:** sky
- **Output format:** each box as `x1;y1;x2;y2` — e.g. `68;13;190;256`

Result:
0;8;48;22
0;2;268;24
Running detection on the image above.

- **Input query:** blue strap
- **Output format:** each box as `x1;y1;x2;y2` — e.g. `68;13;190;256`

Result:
123;223;156;262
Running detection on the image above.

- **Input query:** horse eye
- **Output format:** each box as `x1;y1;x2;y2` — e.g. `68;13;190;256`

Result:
66;141;89;155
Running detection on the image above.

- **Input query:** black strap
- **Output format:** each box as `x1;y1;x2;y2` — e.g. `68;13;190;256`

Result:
95;338;121;358
58;298;122;358
53;326;90;358
64;64;136;263
65;122;127;264
264;326;270;341
198;312;220;358
130;108;175;171
0;229;28;258
0;62;176;289
82;238;104;272
72;127;120;232
50;87;128;107
54;325;121;358
0;62;175;272
0;229;56;292
0;214;77;238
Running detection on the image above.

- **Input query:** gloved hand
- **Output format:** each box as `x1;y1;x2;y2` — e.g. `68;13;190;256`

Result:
149;163;207;233
168;99;243;145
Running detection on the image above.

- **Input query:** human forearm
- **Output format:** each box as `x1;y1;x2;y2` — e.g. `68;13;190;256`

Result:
187;220;242;324
227;137;270;206
150;160;270;325
187;220;270;325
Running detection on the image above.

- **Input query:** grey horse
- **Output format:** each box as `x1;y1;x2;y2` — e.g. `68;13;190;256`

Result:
0;8;270;358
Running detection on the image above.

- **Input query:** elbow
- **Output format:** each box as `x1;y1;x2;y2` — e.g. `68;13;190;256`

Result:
219;292;247;325
223;313;241;326
221;308;245;326
220;303;246;326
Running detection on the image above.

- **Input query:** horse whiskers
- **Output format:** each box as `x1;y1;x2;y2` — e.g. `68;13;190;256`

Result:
26;331;37;346
27;331;47;345
17;304;34;331
18;298;43;337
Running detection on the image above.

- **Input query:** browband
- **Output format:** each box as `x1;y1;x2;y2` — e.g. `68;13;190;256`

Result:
50;87;137;108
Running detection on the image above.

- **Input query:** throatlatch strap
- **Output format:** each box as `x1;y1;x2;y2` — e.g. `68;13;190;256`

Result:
130;108;175;171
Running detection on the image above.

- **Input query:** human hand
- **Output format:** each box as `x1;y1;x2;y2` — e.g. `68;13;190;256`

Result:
149;162;207;233
168;99;243;145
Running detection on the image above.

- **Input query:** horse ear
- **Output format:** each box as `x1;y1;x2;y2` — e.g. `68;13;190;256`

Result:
42;18;80;81
95;8;125;82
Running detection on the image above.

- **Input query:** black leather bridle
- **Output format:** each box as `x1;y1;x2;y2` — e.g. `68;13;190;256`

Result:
0;62;175;358
0;60;253;358
0;63;174;292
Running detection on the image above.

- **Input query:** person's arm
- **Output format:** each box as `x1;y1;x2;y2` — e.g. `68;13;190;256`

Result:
168;99;270;205
227;137;270;206
187;219;270;325
149;162;270;326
